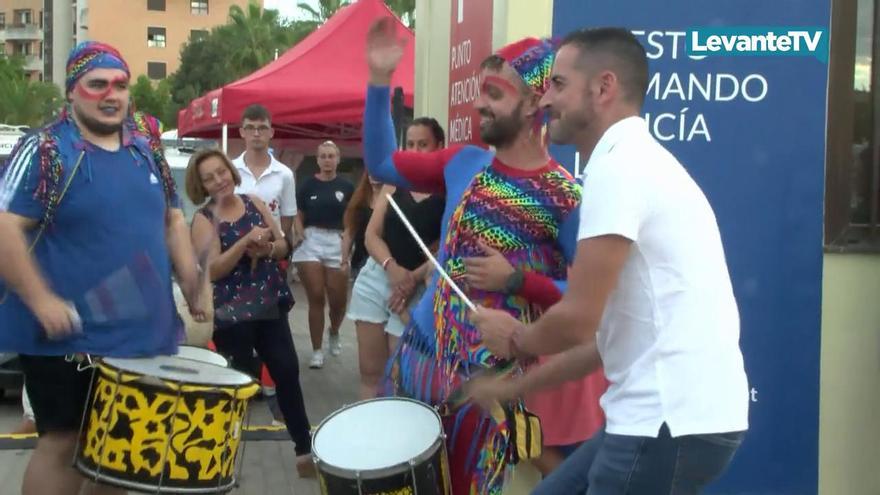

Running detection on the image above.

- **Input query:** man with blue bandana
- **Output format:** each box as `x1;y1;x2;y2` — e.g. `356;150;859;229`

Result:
0;41;205;494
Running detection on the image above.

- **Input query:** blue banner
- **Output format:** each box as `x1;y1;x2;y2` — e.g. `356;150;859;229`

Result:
550;1;830;493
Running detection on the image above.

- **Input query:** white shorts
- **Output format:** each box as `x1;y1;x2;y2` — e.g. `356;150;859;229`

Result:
291;227;343;268
347;258;422;337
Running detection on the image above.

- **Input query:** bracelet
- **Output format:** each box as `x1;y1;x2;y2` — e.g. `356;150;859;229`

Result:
381;257;394;270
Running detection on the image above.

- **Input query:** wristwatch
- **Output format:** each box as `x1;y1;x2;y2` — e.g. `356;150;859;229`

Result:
503;268;525;294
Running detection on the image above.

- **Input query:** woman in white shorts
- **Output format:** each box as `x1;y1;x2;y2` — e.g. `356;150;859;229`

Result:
347;118;446;399
293;141;355;369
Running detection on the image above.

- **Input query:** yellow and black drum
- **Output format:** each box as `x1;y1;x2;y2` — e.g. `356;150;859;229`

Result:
75;355;259;493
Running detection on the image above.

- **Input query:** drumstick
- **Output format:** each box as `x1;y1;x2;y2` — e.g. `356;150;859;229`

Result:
386;193;476;312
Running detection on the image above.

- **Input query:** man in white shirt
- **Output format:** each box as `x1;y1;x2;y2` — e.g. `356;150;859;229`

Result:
472;27;749;494
234;104;298;243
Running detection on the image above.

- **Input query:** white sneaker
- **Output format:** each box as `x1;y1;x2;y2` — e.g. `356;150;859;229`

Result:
309;350;324;369
329;335;342;356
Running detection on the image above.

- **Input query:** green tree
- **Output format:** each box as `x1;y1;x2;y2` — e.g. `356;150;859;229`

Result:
130;75;177;127
296;0;350;27
170;2;300;118
0;56;63;127
227;1;296;75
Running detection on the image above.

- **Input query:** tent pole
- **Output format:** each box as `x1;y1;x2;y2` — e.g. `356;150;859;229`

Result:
222;124;228;153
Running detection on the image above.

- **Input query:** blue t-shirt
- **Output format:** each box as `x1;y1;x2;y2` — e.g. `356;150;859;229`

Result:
0;125;183;357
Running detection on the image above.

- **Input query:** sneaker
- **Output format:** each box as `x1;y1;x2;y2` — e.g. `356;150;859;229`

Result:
329;334;342;356
309;350;324;369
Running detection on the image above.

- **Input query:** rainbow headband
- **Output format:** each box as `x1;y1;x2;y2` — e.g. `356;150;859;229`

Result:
65;41;130;93
496;37;558;96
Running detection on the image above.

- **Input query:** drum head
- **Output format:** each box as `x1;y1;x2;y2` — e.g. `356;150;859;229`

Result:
103;355;252;386
314;398;441;472
175;345;229;367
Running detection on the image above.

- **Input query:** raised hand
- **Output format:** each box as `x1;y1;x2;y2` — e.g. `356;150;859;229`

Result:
366;17;407;85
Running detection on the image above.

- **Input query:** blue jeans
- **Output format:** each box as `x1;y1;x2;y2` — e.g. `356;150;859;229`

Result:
533;424;744;495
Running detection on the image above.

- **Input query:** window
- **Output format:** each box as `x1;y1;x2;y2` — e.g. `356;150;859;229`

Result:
13;42;33;56
147;61;167;79
826;0;880;250
14;9;33;26
39;10;42;28
191;0;208;15
147;27;166;48
0;13;6;29
190;29;208;42
147;0;166;11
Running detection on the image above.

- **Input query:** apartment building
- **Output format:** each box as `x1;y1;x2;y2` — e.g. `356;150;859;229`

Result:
0;0;43;81
0;0;259;87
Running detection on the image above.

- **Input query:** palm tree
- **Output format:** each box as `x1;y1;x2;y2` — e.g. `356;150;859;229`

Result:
226;1;295;74
292;0;414;40
385;0;415;28
296;0;350;23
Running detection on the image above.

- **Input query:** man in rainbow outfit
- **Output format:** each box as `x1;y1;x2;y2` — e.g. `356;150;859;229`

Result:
0;41;204;494
364;20;581;494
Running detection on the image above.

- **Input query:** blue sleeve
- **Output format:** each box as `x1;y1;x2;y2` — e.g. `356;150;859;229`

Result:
554;205;582;294
0;134;44;221
363;85;412;188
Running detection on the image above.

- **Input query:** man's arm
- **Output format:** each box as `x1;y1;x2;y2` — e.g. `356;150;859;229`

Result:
0;213;44;302
364;18;455;194
279;168;297;241
469;341;602;406
0;135;80;336
165;208;205;318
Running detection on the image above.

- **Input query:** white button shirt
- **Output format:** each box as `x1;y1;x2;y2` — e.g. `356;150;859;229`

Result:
578;116;750;437
233;153;297;229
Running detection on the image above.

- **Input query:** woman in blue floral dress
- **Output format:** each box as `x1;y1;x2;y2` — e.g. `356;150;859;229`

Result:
185;148;314;478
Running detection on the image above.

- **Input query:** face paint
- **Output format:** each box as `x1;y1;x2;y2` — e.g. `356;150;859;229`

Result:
481;75;521;97
75;75;129;101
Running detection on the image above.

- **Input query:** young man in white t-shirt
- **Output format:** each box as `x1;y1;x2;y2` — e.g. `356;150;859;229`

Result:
234;104;298;242
472;28;749;494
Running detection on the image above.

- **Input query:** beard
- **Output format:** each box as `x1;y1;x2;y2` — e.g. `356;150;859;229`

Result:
547;108;591;145
73;104;124;136
479;100;526;148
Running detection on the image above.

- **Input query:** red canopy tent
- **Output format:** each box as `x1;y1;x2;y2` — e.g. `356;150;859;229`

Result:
177;0;414;144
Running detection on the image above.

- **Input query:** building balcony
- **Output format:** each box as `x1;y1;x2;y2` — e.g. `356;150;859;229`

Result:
22;55;42;72
2;23;42;41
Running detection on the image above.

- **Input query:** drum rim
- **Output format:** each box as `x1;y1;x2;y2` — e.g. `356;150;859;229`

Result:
97;357;256;389
75;458;237;493
176;345;230;367
311;397;445;479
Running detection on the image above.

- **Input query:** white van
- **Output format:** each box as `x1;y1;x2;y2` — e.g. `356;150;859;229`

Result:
0;124;28;163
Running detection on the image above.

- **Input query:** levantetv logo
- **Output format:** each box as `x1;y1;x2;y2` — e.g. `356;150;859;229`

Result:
687;27;828;62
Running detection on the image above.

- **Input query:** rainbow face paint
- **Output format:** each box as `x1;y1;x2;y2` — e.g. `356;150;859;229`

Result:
75;75;129;101
481;75;521;98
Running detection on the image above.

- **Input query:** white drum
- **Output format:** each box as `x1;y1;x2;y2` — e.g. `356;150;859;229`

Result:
176;345;229;367
312;397;450;494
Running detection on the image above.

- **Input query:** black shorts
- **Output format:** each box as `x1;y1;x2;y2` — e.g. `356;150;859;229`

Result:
19;354;93;435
